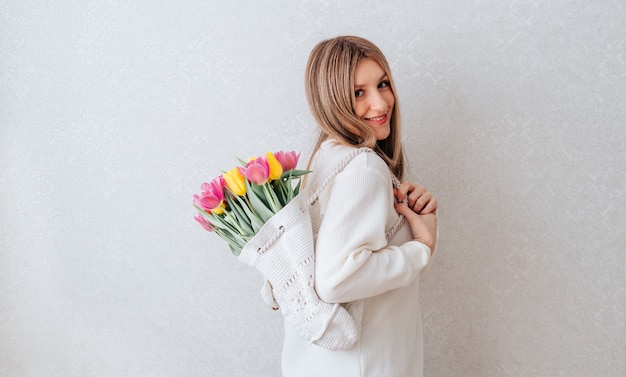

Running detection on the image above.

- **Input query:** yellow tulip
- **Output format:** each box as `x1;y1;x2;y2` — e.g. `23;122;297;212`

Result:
223;168;246;196
211;204;225;215
266;152;283;180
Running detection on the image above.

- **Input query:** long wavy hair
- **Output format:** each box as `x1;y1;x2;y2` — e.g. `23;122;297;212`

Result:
305;36;405;179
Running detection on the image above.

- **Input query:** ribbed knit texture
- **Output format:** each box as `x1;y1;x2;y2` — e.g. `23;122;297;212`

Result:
238;148;372;350
281;140;432;377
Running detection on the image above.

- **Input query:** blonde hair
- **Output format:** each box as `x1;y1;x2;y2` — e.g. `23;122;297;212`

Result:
305;36;405;179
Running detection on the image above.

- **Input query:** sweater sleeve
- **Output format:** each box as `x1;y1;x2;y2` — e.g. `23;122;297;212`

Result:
314;157;431;304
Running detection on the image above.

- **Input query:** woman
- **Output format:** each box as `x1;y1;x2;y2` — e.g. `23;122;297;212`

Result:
281;36;438;376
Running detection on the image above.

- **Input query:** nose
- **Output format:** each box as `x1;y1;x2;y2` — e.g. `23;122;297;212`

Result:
368;91;387;112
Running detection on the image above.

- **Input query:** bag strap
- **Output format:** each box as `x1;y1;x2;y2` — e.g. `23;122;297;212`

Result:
305;146;406;242
385;174;407;241
306;147;372;207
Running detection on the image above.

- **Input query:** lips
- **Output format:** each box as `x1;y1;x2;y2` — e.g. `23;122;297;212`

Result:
364;114;388;124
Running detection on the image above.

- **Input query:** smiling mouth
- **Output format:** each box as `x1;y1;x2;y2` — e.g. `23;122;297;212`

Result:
365;114;386;122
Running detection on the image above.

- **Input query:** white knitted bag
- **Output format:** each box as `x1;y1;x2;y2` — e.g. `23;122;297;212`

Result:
237;148;373;351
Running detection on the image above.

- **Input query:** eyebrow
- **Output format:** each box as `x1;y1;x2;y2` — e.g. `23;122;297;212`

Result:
354;73;389;88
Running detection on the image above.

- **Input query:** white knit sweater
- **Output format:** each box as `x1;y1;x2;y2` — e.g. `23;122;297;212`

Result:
281;140;432;377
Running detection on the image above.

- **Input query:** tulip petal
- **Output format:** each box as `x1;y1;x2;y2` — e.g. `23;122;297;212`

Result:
194;213;214;232
266;152;283;180
246;164;269;185
223;168;246;196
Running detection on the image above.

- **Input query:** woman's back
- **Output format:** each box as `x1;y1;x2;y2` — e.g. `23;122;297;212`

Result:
281;140;431;377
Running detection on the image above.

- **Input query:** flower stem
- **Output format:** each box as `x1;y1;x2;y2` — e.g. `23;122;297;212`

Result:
262;183;280;213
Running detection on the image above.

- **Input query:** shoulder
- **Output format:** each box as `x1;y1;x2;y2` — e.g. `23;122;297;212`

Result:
308;140;391;191
313;140;387;173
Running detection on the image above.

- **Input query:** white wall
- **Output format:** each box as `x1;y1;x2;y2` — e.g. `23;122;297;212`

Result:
1;1;624;376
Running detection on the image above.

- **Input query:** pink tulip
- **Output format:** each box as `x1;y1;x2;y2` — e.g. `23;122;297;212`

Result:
244;156;270;185
201;176;226;197
194;213;214;231
274;150;300;171
193;194;218;211
194;176;226;213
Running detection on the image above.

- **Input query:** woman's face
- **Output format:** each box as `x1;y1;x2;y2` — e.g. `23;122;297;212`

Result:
353;58;395;141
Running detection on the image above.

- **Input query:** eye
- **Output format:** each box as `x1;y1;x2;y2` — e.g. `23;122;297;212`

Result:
354;89;364;98
378;80;391;89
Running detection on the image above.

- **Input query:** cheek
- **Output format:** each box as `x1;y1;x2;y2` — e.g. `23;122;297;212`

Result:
385;92;395;109
354;102;367;118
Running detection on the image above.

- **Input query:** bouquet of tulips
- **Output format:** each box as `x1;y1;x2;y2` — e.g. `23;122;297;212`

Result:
194;148;367;351
193;150;310;255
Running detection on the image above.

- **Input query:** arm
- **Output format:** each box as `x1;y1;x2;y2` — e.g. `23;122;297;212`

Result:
314;162;431;304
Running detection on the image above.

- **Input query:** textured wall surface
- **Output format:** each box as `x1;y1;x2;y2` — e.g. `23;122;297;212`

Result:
1;1;624;376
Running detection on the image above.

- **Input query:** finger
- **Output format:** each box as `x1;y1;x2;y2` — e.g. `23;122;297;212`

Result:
411;200;425;213
406;185;426;204
409;191;430;212
412;184;427;195
419;197;438;214
395;182;411;202
394;201;417;218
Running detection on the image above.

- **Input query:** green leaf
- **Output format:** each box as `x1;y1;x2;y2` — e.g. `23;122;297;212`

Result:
228;244;242;256
193;205;215;221
211;212;240;234
250;182;269;207
272;179;288;206
232;206;254;235
195;204;249;255
233;194;264;232
263;183;283;213
225;194;254;236
214;228;244;255
294;178;302;196
280;169;311;179
246;180;274;222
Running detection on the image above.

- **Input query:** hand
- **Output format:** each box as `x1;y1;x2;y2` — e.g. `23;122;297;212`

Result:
394;182;438;215
394;201;437;254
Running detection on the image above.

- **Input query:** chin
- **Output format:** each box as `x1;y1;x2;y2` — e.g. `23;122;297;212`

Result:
375;128;391;141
